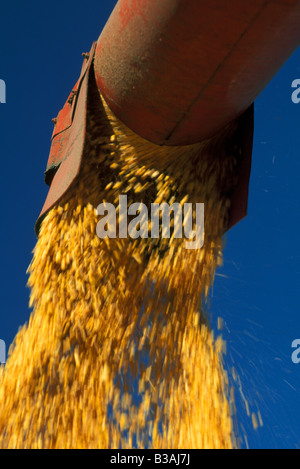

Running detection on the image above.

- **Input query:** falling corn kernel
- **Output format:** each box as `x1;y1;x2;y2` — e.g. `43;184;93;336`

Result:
252;413;259;431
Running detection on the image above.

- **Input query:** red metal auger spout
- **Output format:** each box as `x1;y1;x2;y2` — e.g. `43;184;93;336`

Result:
35;0;300;235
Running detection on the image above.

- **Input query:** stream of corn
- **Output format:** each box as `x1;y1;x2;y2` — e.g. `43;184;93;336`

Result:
0;77;240;449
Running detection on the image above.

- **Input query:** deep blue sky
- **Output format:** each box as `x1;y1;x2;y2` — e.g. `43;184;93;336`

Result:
0;0;299;449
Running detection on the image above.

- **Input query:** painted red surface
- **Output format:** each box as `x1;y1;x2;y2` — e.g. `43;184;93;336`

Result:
35;43;97;235
95;0;300;145
36;0;300;234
